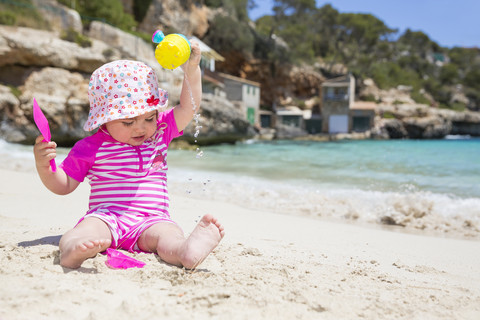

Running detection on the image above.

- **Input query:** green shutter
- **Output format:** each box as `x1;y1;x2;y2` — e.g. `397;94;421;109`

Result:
247;107;255;124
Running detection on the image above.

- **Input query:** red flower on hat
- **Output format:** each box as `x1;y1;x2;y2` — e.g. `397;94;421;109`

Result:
146;95;159;106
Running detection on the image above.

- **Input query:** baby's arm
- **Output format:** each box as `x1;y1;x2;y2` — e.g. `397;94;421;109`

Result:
33;135;80;195
174;40;202;132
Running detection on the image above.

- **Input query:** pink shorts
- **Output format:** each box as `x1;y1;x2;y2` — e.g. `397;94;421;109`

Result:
77;209;175;252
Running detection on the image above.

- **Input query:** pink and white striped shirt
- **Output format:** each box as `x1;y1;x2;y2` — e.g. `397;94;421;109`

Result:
61;109;182;219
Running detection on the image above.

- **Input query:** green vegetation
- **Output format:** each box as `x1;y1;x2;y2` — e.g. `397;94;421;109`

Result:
447;102;467;112
362;94;378;103
58;0;155;47
58;0;137;31
132;0;152;23
204;14;254;57
4;0;154;47
0;11;16;25
411;90;431;105
0;0;49;29
296;99;307;110
382;111;396;119
102;48;115;59
203;0;479;111
61;28;92;47
7;85;21;98
203;0;255;58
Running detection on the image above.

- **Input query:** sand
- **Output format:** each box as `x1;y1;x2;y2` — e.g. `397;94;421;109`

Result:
0;167;479;320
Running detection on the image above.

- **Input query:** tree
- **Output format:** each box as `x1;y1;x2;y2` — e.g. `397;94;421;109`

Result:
439;63;459;85
75;0;137;30
337;14;394;55
266;0;318;62
203;11;254;58
397;29;440;58
310;4;340;58
464;68;480;90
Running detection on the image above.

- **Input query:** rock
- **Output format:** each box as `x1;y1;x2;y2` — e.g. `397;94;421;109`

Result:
0;66;255;145
20;67;91;144
451;111;480;136
32;0;82;34
375;103;480;139
257;128;275;140
0;26;111;73
120;0;135;15
0;22;256;146
87;21;154;64
382;118;408;139
0;85;29;143
360;80;415;104
370;124;390;140
137;0;210;38
403;116;452;139
275;123;308;140
182;93;255;144
288;66;324;98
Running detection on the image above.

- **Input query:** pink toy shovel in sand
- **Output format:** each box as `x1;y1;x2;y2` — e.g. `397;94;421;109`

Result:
33;98;56;172
105;248;146;269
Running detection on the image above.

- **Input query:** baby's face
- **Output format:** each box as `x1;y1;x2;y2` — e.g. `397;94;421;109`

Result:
105;110;158;146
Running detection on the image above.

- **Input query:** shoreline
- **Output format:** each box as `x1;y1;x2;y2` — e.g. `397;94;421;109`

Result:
1;137;479;242
1;168;479;319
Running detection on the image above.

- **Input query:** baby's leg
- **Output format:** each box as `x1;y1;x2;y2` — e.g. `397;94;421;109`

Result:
59;217;112;269
137;214;225;269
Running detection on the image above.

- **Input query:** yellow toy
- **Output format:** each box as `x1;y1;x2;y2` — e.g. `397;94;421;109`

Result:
152;30;191;69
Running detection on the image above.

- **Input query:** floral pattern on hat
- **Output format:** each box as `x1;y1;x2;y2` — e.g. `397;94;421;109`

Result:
84;60;168;131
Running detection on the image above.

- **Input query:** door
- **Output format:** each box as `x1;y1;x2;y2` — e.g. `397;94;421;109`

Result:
247;107;255;125
329;115;348;133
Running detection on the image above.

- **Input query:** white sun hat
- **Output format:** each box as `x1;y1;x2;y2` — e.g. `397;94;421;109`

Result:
84;60;168;131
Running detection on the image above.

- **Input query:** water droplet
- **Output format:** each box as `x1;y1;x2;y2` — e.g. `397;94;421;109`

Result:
184;73;204;160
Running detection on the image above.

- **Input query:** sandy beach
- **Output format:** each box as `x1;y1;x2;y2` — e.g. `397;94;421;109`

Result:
0;167;479;320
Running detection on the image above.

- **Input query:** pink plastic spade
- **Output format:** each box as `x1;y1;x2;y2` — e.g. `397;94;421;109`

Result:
105;248;146;269
33;98;56;172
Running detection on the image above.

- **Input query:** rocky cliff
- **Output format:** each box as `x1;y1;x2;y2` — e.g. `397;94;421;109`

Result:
0;21;253;145
372;103;480;139
358;79;480;139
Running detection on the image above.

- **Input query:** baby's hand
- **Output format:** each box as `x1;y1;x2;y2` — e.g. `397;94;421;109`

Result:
33;135;57;170
190;40;201;65
182;40;201;75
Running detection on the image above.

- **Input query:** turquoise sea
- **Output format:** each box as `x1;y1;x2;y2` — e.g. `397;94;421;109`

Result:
170;137;480;198
1;137;479;236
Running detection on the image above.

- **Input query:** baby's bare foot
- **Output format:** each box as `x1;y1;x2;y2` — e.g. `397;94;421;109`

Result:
180;214;225;269
60;238;111;269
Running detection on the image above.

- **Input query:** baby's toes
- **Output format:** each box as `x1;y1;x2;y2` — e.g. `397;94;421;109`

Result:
83;241;96;249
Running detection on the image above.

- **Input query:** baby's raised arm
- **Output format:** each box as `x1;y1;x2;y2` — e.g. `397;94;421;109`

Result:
174;40;202;132
33;135;80;195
